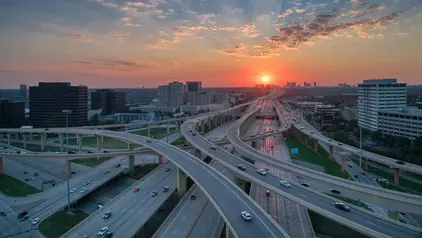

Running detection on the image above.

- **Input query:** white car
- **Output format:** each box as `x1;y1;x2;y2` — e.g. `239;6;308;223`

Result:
257;169;267;176
79;188;87;194
98;227;108;236
280;181;291;188
241;211;252;221
104;169;110;174
30;177;35;180
70;188;77;193
32;217;40;225
151;191;157;196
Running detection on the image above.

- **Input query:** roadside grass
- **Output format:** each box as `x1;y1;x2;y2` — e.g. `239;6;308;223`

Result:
39;210;88;238
0;174;39;196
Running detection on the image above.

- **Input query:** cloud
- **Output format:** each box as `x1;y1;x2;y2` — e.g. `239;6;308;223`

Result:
69;34;92;42
145;36;180;48
73;59;154;70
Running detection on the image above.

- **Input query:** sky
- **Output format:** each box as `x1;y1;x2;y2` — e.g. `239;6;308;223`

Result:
0;0;422;88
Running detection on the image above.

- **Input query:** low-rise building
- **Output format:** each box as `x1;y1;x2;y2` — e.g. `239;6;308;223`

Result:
101;112;154;123
378;108;422;140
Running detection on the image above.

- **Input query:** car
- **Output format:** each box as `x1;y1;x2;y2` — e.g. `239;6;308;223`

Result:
23;171;28;174
104;169;110;174
98;227;109;236
399;212;406;215
280;181;291;188
25;178;29;181
237;164;246;171
105;232;113;238
165;168;171;172
17;211;28;219
301;183;309;187
103;211;112;219
190;195;196;200
151;191;157;196
70;188;77;193
330;189;341;194
87;151;93;154
71;171;76;175
44;128;49;131
115;163;121;168
265;190;271;196
210;147;217;150
264;167;269;171
398;217;407;223
257;169;267;176
32;217;40;225
79;188;87;194
163;186;169;192
20;215;29;221
348;164;353;168
0;211;6;216
328;139;332;142
133;187;140;192
192;133;196;136
147;140;152;143
354;174;358;178
396;160;405;165
97;204;103;209
84;181;90;186
335;202;350;212
34;173;39;176
83;234;88;238
30;176;35;180
103;150;109;153
361;171;366;175
241;211;252;221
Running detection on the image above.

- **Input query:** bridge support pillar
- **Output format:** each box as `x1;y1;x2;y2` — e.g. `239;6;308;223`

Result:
225;225;235;238
7;133;10;145
23;134;27;149
158;154;163;165
29;133;32;143
328;145;334;159
394;168;400;186
41;133;46;151
59;134;64;152
129;155;135;177
0;157;3;174
147;125;151;138
251;141;256;149
201;122;205;133
65;160;72;179
101;136;104;143
77;135;82;152
313;140;318;153
235;177;247;193
364;158;368;171
304;136;309;147
339;152;349;172
96;137;101;151
194;149;201;158
177;168;187;197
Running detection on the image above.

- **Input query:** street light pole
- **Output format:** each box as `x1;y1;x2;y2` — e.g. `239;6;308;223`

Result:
359;126;362;169
62;109;72;215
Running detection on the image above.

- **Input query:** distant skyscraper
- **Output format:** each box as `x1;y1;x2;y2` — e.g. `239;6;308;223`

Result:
91;89;126;115
158;81;186;107
20;84;29;108
358;79;407;131
29;82;88;128
0;99;25;128
186;81;202;92
313;82;317;87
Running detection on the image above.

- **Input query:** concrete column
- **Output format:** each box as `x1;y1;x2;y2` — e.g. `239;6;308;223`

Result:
339;152;349;172
59;134;64;152
226;225;235;238
364;158;368;171
7;133;11;145
65;160;72;179
101;136;104;143
41;133;46;151
328;145;334;159
313;140;318;153
177;168;187;197
201;122;205;133
251;141;257;149
304;136;309;147
148;126;151;138
194;149;201;158
158;154;163;165
96;137;101;151
394;168;400;186
129;155;135;177
77;135;82;152
0;157;3;174
23;134;27;149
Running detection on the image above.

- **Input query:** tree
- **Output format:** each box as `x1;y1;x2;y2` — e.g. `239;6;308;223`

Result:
371;130;383;142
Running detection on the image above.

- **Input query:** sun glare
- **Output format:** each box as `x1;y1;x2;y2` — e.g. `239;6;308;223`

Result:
261;75;270;83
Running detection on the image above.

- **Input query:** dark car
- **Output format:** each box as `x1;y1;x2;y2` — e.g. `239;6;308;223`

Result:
105;232;113;238
20;215;29;221
330;189;341;194
68;151;75;154
190;195;196;200
398;217;407;223
25;178;29;181
115;163;121;168
192;133;196;136
396;160;405;165
237;164;246;171
34;173;39;176
103;150;110;153
24;171;28;174
71;171;76;175
87;151;93;154
165;168;171;172
353;174;358;178
335;202;350;212
301;183;309;187
0;211;6;216
44;128;50;131
17;211;28;219
210;147;217;151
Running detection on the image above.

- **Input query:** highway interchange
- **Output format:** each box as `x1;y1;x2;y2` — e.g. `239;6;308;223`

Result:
0;92;421;238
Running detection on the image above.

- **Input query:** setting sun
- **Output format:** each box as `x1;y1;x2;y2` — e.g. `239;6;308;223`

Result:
261;75;270;83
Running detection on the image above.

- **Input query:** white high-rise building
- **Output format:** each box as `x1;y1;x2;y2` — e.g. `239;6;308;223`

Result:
357;79;407;131
158;81;186;107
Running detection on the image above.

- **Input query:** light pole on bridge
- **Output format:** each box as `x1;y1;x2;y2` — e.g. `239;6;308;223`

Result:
62;109;72;215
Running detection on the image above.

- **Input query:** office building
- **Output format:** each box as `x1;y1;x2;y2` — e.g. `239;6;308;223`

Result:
186;91;213;105
358;79;407;131
158;81;185;107
186;81;202;92
342;93;358;106
378;108;422;140
20;84;29;109
0;99;25;128
213;92;228;104
29;82;88;128
91;89;126;115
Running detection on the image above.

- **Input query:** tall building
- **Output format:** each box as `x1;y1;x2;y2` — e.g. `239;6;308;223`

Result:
29;82;88;128
0;99;25;128
158;81;185;107
186;81;202;92
20;84;29;108
358;79;407;131
91;89;126;115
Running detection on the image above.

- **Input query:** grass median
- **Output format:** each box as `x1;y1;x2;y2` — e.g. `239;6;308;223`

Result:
39;210;88;238
286;139;350;179
0;174;39;196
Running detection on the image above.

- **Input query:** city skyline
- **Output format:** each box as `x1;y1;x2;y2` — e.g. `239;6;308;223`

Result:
1;0;422;88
